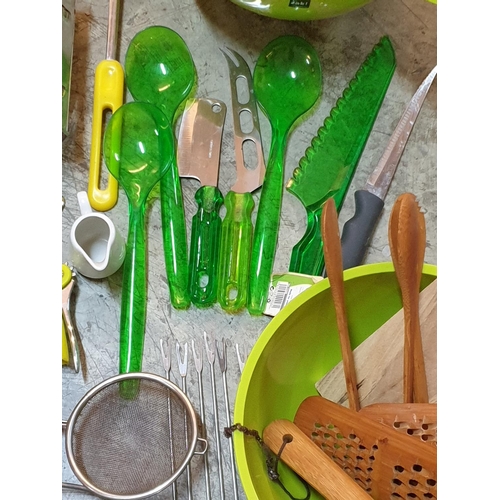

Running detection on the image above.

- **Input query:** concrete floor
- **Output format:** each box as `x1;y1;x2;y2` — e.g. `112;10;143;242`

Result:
62;0;436;498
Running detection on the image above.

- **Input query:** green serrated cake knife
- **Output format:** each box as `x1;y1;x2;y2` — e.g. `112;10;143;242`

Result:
287;36;396;277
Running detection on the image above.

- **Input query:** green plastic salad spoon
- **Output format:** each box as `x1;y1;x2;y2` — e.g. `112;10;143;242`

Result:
125;26;196;310
248;35;322;315
103;102;174;396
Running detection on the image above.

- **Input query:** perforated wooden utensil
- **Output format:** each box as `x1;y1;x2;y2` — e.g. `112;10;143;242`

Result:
294;396;437;499
359;402;437;446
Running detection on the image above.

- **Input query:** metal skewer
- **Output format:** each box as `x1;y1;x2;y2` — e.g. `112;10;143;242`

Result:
217;338;239;499
236;343;247;375
160;338;178;500
176;342;193;500
204;331;225;499
192;338;211;500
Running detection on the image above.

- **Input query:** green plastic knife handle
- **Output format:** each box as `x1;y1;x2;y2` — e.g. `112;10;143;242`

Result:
290;187;346;276
159;157;191;310
288;207;324;277
248;131;285;316
189;185;224;308
119;204;147;389
340;189;384;269
217;191;255;313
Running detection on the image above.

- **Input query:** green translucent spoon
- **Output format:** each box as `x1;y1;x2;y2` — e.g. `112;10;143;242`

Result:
125;26;196;310
248;35;322;315
103;102;174;395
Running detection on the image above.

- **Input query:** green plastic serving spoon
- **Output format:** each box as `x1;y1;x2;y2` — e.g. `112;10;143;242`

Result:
125;26;196;310
103;102;174;395
248;35;322;315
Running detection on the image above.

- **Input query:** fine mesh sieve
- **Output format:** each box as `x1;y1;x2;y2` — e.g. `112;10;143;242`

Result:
63;372;207;499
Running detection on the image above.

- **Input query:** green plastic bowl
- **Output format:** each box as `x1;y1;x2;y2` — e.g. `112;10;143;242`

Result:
228;0;371;21
233;262;437;499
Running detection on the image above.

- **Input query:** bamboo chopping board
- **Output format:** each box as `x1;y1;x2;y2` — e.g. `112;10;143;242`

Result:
316;279;437;407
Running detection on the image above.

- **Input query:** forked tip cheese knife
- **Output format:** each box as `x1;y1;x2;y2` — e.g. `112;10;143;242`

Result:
177;97;226;307
218;47;265;314
341;65;437;270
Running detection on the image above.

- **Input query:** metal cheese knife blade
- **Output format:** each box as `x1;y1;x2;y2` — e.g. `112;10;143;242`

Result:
286;36;396;277
340;65;437;270
218;47;265;313
177;97;226;307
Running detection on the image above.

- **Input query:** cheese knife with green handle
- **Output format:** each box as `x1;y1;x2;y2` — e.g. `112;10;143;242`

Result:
286;36;396;277
340;65;437;270
177;97;227;308
218;48;266;314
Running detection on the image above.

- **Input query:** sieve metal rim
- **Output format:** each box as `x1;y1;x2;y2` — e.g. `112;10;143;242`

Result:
64;372;200;500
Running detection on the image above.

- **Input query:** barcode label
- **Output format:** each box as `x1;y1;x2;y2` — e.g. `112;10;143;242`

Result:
264;282;290;316
272;282;289;309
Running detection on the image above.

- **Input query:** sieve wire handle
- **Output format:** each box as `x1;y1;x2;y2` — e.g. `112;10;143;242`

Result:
62;482;92;494
194;437;209;455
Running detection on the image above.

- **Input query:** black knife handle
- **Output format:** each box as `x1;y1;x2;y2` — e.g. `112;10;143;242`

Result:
341;190;384;269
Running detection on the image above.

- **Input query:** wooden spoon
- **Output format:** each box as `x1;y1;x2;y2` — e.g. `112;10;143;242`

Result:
388;193;428;403
321;198;360;411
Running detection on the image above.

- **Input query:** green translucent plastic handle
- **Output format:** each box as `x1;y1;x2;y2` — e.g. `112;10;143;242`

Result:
247;131;285;315
289;186;346;276
217;191;255;313
288;207;323;277
159;156;191;310
119;205;147;376
189;185;224;307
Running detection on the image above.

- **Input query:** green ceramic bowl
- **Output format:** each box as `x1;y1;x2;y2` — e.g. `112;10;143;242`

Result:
228;0;371;21
233;262;437;499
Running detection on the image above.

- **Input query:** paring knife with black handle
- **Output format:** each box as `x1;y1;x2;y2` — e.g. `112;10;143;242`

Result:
341;66;437;270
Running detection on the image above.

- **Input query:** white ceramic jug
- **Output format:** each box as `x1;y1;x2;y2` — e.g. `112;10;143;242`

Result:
69;191;125;279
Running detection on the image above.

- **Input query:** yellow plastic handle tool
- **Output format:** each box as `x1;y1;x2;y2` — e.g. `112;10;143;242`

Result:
88;59;124;212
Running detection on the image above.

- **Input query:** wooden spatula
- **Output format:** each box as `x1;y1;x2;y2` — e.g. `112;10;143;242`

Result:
321;197;360;411
357;194;437;445
389;192;428;403
294;396;437;499
263;419;372;500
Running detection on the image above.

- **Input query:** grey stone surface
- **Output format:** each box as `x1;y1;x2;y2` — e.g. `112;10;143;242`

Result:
62;0;436;498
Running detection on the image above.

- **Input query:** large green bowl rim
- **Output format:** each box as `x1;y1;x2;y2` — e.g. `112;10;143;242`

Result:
233;261;437;498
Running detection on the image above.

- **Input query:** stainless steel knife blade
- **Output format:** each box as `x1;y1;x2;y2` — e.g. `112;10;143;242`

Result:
221;47;265;193
177;97;226;187
364;66;438;200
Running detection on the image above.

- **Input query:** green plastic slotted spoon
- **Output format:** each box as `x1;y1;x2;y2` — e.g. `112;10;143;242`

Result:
248;35;322;315
103;101;174;395
125;26;196;310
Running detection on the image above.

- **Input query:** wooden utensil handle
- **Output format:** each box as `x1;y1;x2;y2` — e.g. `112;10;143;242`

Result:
322;198;360;411
409;298;429;403
263;419;371;500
